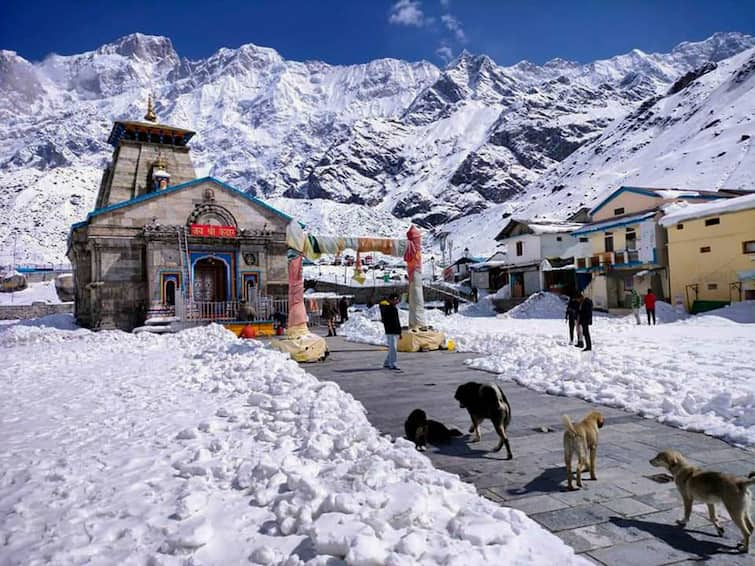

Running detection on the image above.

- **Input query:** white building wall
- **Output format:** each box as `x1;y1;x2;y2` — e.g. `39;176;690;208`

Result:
638;220;657;263
540;233;579;258
500;234;541;266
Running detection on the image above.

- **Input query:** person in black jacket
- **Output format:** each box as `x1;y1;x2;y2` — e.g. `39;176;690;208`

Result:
380;293;402;371
565;294;580;345
338;296;349;323
576;292;593;351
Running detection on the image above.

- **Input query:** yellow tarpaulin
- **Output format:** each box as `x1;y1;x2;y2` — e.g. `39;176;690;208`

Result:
269;332;328;363
397;328;446;352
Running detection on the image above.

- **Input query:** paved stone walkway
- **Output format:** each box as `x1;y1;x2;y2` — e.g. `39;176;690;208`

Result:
306;335;755;565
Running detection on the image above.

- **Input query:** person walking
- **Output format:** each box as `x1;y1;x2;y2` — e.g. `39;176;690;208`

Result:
444;297;452;316
565;294;580;344
644;289;657;325
630;289;641;325
380;293;402;370
338;296;349;324
322;299;337;337
452;297;459;313
576;291;593;351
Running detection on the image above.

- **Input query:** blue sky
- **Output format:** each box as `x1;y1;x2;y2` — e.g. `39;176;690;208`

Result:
2;0;755;66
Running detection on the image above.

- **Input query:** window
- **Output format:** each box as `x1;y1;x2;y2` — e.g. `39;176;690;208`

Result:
705;217;720;226
614;207;625;216
516;241;523;256
700;246;711;253
707;283;718;290
676;224;684;230
579;237;588;243
626;229;637;251
604;232;614;252
744;241;755;254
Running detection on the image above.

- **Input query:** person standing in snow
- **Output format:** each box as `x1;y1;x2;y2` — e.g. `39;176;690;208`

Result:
575;292;593;351
452;297;459;313
644;289;657;325
322;299;337;337
630;289;642;325
565;294;580;344
380;293;402;371
444;297;452;316
338;296;349;324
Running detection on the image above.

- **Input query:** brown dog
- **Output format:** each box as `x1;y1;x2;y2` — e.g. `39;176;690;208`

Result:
650;449;755;553
562;411;604;490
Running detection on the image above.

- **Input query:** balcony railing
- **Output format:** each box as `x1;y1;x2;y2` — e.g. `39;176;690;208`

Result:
576;249;641;270
177;296;288;322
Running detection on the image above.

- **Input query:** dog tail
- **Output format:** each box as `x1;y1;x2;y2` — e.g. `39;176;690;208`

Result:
448;428;463;437
562;414;578;435
494;384;512;428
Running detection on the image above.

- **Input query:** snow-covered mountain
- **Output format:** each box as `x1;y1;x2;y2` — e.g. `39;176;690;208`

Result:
1;31;754;263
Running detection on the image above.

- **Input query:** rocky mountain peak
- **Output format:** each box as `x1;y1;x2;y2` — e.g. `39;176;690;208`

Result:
97;33;179;63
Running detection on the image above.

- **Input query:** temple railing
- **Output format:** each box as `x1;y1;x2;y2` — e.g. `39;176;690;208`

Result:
179;296;288;322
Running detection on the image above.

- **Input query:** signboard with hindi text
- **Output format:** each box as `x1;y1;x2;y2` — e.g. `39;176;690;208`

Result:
190;224;237;238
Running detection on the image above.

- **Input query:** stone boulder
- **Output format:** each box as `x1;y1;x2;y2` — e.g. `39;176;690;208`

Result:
55;273;75;302
1;272;27;292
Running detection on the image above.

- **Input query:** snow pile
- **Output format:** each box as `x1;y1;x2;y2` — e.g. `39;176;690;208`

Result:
341;312;387;345
0;322;587;565
688;300;755;324
646;301;690;324
0;279;64;305
461;295;497;317
493;284;511;299
499;292;568;319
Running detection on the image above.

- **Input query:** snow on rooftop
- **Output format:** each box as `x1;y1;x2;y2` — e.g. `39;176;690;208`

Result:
470;260;508;270
659;192;755;226
527;222;584;234
654;189;702;199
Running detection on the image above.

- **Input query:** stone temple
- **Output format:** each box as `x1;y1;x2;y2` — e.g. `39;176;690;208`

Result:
67;98;291;331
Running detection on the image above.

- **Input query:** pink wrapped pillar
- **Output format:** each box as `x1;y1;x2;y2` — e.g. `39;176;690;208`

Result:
287;255;308;336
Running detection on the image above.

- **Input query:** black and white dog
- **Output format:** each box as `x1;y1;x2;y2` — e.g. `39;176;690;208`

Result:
454;381;513;459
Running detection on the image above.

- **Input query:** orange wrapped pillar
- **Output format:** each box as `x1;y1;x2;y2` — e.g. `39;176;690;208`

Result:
404;225;426;328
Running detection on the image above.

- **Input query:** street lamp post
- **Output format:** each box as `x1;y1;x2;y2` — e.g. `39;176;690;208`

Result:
431;256;436;281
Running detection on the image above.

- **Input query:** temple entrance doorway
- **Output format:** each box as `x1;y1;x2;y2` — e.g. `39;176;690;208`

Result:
193;257;228;302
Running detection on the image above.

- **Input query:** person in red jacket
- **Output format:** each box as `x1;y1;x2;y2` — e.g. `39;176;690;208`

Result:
644;289;657;325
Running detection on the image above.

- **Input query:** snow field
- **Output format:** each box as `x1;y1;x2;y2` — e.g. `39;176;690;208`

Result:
0;320;587;565
341;298;755;446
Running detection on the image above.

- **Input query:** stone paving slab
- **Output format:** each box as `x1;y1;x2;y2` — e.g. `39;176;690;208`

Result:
305;336;755;564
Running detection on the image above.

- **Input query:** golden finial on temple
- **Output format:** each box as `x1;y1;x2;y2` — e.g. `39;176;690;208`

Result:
144;93;157;122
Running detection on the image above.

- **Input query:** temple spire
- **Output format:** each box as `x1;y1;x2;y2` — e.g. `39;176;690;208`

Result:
144;93;157;122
